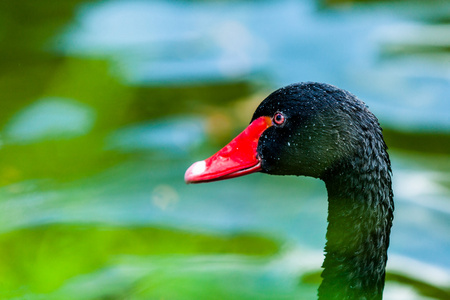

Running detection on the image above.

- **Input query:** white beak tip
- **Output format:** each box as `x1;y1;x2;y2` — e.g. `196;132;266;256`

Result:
184;160;206;183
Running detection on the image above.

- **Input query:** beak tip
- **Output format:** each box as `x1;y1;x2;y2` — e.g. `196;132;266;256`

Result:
184;160;206;184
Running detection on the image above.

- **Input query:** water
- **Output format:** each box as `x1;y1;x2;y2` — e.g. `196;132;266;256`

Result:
0;0;449;299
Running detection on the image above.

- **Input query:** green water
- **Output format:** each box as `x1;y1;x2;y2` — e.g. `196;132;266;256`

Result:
0;0;449;299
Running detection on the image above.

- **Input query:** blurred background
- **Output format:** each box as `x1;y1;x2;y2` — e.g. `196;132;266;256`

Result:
0;0;449;299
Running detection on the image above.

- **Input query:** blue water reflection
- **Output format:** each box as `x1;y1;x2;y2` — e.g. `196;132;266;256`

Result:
107;117;205;154
56;0;450;129
4;97;95;144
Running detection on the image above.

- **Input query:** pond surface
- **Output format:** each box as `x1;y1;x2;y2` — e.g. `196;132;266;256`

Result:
0;0;449;299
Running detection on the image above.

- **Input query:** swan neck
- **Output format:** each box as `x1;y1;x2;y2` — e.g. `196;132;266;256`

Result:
318;157;394;300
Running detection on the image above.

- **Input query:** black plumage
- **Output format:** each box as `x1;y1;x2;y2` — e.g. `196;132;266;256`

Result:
252;82;394;299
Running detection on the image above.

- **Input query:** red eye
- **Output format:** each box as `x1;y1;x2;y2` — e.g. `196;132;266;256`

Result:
273;112;285;125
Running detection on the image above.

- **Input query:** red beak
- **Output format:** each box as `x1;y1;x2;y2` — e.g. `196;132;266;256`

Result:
185;116;272;183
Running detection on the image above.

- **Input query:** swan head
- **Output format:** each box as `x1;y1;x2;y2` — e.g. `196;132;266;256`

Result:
185;82;380;183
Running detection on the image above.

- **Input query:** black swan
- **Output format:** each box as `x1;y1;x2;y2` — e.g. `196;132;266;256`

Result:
185;82;394;300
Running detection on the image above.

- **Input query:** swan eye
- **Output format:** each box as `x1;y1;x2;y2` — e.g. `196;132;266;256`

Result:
273;112;285;126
